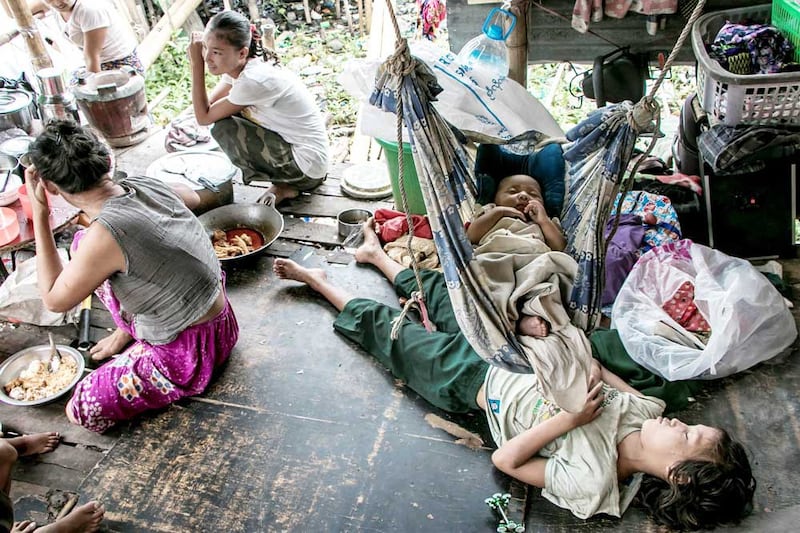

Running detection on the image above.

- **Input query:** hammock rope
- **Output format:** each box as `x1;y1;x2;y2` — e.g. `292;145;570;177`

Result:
384;1;434;336
373;0;707;350
605;0;707;262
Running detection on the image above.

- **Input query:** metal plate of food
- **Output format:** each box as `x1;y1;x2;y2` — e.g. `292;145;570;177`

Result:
0;344;85;406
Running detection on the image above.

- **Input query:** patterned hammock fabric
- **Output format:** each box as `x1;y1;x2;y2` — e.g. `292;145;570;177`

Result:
369;47;637;372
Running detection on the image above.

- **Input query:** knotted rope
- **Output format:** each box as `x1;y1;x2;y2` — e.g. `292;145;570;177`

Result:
383;0;434;336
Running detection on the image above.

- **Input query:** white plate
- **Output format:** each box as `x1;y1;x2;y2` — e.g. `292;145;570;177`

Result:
145;150;238;191
0;174;22;206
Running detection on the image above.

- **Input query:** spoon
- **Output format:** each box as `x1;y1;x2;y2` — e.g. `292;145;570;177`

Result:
0;169;11;194
47;332;62;373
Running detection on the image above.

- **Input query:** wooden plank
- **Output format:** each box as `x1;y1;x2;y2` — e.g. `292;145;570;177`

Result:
446;0;763;64
279;194;393;218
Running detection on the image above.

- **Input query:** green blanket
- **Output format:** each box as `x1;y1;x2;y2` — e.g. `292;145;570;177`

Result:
590;329;701;413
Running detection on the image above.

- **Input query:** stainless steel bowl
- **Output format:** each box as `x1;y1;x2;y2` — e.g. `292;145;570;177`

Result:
337;208;372;238
0;344;85;406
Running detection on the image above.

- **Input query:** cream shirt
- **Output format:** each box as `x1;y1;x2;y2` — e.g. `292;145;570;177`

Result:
222;59;330;179
63;0;137;63
484;366;665;519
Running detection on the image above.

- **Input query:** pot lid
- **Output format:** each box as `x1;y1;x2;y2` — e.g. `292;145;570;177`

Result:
0;136;35;158
146;150;239;191
340;161;392;199
0;89;32;114
72;67;144;102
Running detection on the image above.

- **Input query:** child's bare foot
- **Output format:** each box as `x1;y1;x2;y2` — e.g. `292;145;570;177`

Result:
354;218;384;264
90;327;132;362
518;316;551;338
36;501;105;533
7;432;61;456
273;258;327;289
266;183;300;204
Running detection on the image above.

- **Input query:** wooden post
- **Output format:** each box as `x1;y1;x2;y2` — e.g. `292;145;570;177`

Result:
506;1;528;88
302;0;311;23
364;0;372;30
247;0;259;23
261;17;275;52
4;0;53;71
356;0;364;34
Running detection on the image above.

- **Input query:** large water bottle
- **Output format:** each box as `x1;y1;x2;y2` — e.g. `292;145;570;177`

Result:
455;8;517;78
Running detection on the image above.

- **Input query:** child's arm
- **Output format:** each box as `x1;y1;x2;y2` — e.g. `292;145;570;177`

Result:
491;382;604;487
525;199;566;251
467;205;525;244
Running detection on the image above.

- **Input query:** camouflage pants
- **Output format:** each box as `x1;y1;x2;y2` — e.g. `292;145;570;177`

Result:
211;115;324;191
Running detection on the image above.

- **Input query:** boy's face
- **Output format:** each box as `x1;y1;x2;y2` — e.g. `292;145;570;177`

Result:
494;175;544;212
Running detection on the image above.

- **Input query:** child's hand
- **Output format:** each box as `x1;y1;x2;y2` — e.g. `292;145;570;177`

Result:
523;199;549;225
563;381;604;428
491;205;527;221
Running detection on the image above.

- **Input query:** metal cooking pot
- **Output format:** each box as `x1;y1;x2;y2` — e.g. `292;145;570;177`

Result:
0;89;34;134
197;194;284;264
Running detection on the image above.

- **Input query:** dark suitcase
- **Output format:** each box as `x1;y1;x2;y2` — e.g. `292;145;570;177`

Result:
702;160;797;259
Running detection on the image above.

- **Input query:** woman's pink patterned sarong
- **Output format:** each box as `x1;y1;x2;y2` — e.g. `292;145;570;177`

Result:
67;277;239;433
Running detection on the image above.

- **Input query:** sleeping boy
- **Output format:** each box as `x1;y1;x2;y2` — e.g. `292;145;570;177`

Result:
466;173;566;338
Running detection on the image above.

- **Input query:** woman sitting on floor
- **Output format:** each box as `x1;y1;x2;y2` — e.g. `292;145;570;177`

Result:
25;120;239;433
272;219;755;530
188;10;330;204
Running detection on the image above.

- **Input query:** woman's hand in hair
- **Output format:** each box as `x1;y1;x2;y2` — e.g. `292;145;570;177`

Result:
24;164;49;212
188;31;205;66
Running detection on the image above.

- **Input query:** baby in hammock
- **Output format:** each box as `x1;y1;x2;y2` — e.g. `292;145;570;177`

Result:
466;174;566;338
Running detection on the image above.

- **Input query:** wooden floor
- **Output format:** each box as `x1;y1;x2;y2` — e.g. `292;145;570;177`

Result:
1;127;800;531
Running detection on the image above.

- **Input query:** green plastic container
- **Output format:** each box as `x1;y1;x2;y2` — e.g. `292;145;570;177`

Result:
376;138;426;215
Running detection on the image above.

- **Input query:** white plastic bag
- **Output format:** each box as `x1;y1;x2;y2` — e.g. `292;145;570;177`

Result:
0;252;79;326
337;40;564;144
612;240;797;381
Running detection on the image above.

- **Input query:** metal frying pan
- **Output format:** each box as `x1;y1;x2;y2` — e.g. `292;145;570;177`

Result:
197;194;284;264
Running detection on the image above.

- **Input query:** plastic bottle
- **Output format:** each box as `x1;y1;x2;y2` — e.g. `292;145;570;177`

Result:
456;8;517;78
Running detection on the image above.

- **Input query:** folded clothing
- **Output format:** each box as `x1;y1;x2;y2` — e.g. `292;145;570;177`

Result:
375;208;433;242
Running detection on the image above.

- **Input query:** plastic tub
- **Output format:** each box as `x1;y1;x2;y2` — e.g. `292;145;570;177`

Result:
691;4;800;125
375;138;427;215
0;206;19;246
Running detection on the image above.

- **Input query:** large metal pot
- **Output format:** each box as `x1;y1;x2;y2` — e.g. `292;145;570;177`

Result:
197;194;284;264
0;89;34;133
72;66;148;147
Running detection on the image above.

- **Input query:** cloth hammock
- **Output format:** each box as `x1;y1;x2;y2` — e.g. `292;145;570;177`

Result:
368;0;704;409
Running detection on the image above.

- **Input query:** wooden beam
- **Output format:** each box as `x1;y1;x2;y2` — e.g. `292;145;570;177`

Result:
507;2;529;88
137;0;203;70
4;0;53;70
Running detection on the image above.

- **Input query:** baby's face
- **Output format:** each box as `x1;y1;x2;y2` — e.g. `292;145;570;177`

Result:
494;175;543;212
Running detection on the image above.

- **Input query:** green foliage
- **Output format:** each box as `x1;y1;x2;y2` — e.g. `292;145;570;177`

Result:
144;24;367;132
144;31;214;126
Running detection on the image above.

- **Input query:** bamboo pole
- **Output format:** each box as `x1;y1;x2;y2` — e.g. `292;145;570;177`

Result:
0;28;19;46
4;0;53;70
137;0;203;70
247;0;259;23
506;1;528;88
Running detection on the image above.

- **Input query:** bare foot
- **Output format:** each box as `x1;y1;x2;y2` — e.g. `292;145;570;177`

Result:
354;217;384;264
36;501;105;533
518;315;551;338
266;183;300;204
273;258;327;289
7;432;61;456
89;327;132;362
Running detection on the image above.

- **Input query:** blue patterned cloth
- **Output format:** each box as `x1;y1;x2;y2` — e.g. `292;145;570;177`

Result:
368;44;641;370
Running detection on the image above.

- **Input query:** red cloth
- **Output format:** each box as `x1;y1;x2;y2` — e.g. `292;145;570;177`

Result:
662;281;711;332
374;208;433;242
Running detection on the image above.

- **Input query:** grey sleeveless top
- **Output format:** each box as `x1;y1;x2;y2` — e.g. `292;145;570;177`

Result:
94;176;221;344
